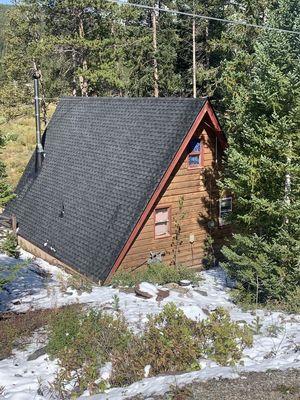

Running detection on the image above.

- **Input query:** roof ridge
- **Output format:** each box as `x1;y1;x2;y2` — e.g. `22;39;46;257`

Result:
60;96;208;101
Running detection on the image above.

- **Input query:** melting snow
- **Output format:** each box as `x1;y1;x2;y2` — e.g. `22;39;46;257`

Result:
0;251;299;399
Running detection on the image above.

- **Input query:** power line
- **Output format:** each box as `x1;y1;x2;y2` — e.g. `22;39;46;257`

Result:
106;0;300;36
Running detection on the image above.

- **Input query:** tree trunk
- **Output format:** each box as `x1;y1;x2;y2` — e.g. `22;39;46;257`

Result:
78;15;88;97
284;141;292;224
192;17;197;98
151;8;159;97
72;50;77;96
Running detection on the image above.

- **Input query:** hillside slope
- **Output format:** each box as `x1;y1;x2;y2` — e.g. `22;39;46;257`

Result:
0;4;10;63
0;104;56;188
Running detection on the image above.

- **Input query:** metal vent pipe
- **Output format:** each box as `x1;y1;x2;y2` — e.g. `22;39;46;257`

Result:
33;72;44;171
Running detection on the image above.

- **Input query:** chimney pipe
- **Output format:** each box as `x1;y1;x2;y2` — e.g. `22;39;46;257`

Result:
33;71;44;172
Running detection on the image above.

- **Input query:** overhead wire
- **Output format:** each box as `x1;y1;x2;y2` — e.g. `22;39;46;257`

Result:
105;0;300;36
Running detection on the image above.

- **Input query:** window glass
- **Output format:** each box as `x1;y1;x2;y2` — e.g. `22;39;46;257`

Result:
188;155;200;165
220;198;232;212
155;222;168;237
219;197;232;226
189;138;201;152
155;207;170;237
155;208;169;223
188;137;201;167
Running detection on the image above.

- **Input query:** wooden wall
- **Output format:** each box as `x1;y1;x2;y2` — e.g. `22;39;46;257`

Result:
119;125;223;272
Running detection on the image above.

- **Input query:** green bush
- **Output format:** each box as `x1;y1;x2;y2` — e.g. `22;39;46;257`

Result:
197;307;253;366
1;231;20;258
48;304;253;394
111;304;253;386
110;263;200;287
142;303;201;373
47;307;133;396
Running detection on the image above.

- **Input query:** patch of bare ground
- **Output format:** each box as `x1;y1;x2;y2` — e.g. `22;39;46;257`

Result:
132;369;300;400
0;305;79;360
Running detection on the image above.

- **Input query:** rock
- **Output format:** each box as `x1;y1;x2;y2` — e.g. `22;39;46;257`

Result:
179;279;191;286
12;299;21;305
135;282;159;299
156;288;170;301
144;364;151;378
119;287;136;294
163;282;180;289
27;346;47;361
172;287;189;295
28;264;50;279
196;290;208;297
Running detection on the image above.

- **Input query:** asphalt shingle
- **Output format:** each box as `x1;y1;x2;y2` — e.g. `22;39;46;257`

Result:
6;97;206;281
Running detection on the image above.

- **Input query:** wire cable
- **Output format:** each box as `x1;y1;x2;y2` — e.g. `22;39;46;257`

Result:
105;0;300;36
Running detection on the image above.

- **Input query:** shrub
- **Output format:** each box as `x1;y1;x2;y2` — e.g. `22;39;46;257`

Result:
110;263;200;287
0;308;57;359
142;303;201;373
47;307;133;396
111;304;253;386
111;303;200;387
0;260;27;291
1;231;20;258
47;305;253;393
197;307;253;366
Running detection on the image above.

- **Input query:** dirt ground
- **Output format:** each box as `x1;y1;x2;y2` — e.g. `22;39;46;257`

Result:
135;369;300;400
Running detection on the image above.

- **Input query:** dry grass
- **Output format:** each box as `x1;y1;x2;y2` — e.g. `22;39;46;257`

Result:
0;104;56;187
0;306;74;360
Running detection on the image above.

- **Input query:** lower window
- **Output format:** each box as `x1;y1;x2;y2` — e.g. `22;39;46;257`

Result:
154;207;171;238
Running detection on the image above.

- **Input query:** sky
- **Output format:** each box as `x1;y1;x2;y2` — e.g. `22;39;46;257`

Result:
0;0;12;4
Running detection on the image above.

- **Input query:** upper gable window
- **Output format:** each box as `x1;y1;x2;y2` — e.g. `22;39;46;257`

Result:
154;207;170;238
188;137;202;168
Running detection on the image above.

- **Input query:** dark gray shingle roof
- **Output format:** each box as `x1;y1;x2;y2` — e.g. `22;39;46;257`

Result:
6;97;206;281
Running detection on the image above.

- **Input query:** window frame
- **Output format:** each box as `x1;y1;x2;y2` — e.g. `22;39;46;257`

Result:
187;136;203;169
218;196;233;227
154;206;171;239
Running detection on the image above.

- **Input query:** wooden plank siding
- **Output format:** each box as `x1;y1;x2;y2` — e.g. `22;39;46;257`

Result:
119;126;222;272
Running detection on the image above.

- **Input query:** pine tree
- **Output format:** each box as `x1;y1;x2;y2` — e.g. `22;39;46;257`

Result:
220;0;300;307
0;160;14;207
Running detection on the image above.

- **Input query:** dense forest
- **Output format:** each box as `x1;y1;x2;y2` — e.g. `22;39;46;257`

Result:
0;0;299;308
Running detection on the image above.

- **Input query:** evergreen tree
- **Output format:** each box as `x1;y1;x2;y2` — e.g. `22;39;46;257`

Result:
0;160;14;207
220;0;300;307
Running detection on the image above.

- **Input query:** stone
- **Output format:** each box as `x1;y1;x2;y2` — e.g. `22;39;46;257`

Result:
179;279;191;286
135;282;159;299
156;288;170;301
195;289;208;297
27;346;47;361
163;282;180;289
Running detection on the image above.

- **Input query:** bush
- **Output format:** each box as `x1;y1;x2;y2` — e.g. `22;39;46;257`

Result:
48;304;253;394
197;307;253;366
0;260;27;291
110;263;200;287
0;308;57;359
47;307;133;396
111;304;253;386
1;231;20;258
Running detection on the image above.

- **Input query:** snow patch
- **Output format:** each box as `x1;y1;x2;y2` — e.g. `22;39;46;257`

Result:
0;252;299;399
